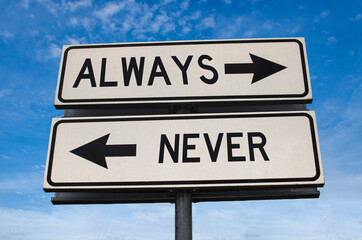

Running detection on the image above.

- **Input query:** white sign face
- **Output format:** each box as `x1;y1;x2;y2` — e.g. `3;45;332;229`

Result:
55;38;312;108
44;111;323;191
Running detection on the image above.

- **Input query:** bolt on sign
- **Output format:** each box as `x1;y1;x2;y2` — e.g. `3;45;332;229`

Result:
54;38;312;108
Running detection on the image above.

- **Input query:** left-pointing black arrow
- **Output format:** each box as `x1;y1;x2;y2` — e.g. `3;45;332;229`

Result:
70;134;136;169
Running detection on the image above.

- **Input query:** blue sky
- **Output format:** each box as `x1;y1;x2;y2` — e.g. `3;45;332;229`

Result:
0;0;361;239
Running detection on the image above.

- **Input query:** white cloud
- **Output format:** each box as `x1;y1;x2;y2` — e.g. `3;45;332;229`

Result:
288;25;301;34
149;11;176;34
327;36;337;44
63;35;87;45
354;13;362;21
192;197;362;240
216;16;243;38
0;204;175;240
133;3;155;27
163;0;176;4
76;1;211;39
68;17;78;26
0;30;14;40
87;0;216;39
1;193;361;240
316;81;362;172
178;11;201;33
0;89;12;98
243;29;257;38
262;21;274;31
38;0;60;15
94;1;126;22
314;10;330;22
26;29;39;37
182;26;192;34
68;17;94;31
33;164;45;169
46;43;62;59
0;154;10;160
20;0;29;9
189;11;202;21
180;0;190;10
65;0;92;12
29;0;92;14
320;10;329;18
0;171;43;193
199;15;215;29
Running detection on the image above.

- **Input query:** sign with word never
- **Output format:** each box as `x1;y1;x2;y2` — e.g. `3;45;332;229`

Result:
43;111;323;191
55;38;312;108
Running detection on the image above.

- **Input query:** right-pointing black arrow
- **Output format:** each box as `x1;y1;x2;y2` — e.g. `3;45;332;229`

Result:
70;134;136;169
225;53;287;84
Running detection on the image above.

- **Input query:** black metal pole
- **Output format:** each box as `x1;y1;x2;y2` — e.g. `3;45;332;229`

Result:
173;105;193;240
175;191;192;240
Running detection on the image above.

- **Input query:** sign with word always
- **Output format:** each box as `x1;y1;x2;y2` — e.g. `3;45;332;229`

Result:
43;111;324;191
55;38;312;108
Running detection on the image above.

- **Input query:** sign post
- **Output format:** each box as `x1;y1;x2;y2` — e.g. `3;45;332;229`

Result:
175;191;192;240
44;37;324;240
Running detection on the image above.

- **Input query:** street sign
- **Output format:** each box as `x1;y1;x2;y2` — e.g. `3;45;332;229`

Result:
54;38;312;108
43;111;323;191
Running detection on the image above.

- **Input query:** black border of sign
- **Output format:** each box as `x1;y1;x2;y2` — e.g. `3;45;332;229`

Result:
45;112;321;190
56;39;310;106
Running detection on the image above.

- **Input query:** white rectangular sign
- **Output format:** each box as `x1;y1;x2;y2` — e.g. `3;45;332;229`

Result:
44;111;323;191
55;38;312;108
